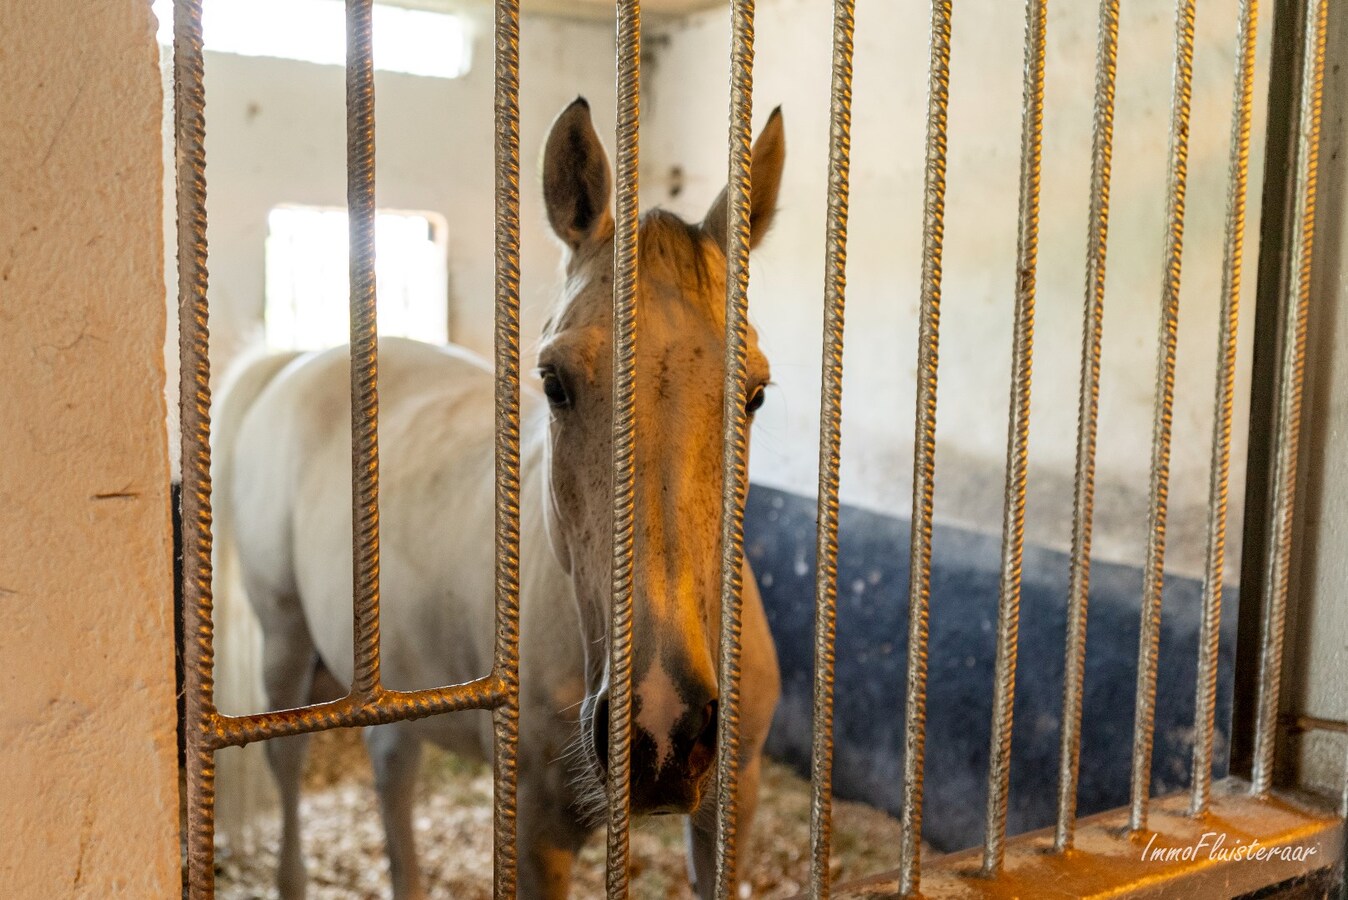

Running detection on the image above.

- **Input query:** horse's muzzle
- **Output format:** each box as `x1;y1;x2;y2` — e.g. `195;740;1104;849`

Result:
589;693;718;815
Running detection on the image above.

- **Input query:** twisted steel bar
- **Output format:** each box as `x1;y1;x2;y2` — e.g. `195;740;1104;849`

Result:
606;0;641;894
208;678;506;748
983;0;1045;876
1191;0;1259;818
1252;0;1327;798
900;2;953;895
809;0;855;895
1055;0;1118;853
346;0;383;701
714;0;756;894
1130;0;1197;834
490;0;523;894
173;0;218;895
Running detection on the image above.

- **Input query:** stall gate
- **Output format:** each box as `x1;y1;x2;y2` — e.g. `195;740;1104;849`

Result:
174;0;1346;896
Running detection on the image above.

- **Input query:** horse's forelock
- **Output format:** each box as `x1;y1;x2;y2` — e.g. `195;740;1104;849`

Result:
546;209;724;339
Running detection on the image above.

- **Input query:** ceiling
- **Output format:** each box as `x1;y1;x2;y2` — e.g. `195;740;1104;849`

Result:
385;0;725;23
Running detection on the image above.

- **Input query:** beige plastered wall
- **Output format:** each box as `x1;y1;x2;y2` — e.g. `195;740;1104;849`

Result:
0;1;179;896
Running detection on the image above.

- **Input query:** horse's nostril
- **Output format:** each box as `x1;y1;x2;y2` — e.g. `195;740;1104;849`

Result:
592;696;610;772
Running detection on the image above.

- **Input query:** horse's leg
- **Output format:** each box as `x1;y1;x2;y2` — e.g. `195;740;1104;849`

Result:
364;722;427;900
258;599;318;900
687;754;762;900
516;783;582;900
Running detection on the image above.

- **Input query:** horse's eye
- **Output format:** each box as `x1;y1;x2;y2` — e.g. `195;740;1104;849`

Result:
746;385;766;415
540;368;571;409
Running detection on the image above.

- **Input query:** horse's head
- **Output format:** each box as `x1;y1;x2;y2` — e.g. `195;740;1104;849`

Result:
536;98;784;816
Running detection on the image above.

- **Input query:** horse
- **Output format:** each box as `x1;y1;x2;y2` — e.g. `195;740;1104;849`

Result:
214;97;785;899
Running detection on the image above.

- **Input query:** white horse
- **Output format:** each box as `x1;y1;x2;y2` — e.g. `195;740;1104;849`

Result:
216;98;784;899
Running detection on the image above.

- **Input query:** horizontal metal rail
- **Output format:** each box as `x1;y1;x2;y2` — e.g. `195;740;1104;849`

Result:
833;780;1344;899
201;677;507;748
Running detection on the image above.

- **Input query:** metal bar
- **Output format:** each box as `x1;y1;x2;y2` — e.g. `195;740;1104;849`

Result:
1231;0;1306;781
1055;0;1118;854
346;0;382;701
1252;0;1328;797
809;0;855;894
606;0;641;894
1129;0;1197;834
982;0;1045;876
490;0;523;894
208;677;506;748
714;0;756;894
1281;713;1348;736
899;2;953;895
173;0;217;895
1191;0;1260;818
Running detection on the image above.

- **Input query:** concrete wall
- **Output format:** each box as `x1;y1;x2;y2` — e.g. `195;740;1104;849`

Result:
640;0;1271;579
0;1;178;896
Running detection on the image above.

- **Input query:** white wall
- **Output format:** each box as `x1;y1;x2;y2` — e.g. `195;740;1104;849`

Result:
641;0;1270;578
0;1;178;895
170;7;618;386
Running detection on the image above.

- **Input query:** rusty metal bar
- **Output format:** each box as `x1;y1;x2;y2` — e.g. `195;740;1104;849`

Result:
1055;0;1118;854
207;677;506;748
809;0;855;894
490;0;523;894
1191;0;1260;818
982;0;1045;876
714;0;756;894
1252;0;1328;798
173;0;218;895
1129;0;1197;834
899;2;953;895
606;0;641;895
346;0;383;701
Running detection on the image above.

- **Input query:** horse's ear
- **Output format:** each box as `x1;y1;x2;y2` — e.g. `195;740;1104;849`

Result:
702;106;786;253
543;97;614;252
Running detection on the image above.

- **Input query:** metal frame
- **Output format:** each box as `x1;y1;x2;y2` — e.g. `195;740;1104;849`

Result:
174;0;1344;896
175;1;522;896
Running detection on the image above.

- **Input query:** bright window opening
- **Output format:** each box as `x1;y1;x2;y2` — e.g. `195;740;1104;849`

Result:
151;0;471;79
265;206;450;352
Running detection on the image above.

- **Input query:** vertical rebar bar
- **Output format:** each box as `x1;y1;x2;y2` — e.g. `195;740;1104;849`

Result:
606;1;641;895
346;0;382;701
1251;0;1327;798
1055;0;1119;854
900;2;953;895
714;0;756;895
1191;0;1259;818
174;0;218;895
490;0;523;894
982;0;1045;876
1130;0;1197;834
809;1;855;895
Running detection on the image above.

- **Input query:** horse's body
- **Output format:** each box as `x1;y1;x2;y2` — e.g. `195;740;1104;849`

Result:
218;99;784;899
